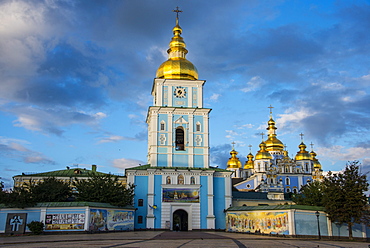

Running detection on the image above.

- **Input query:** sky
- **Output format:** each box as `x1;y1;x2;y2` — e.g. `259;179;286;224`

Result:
1;0;370;188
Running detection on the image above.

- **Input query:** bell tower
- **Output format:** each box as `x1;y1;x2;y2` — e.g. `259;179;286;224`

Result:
147;8;211;168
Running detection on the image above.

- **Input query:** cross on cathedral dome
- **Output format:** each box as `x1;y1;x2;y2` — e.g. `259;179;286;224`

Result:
156;7;198;80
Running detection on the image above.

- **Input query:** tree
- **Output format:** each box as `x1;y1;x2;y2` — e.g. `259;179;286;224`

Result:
1;187;35;208
28;177;72;203
322;161;369;240
293;180;324;206
74;173;135;207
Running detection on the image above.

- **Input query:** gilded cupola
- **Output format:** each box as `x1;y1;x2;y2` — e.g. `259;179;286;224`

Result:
310;150;322;169
255;142;272;160
156;9;198;80
227;148;242;169
264;107;284;152
244;152;254;169
295;142;312;161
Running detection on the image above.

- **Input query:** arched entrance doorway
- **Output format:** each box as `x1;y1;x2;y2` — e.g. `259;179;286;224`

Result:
173;209;188;231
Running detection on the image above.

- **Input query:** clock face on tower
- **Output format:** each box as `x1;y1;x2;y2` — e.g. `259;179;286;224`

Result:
174;86;186;98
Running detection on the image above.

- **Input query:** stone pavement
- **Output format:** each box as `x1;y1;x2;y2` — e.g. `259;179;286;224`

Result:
0;231;369;248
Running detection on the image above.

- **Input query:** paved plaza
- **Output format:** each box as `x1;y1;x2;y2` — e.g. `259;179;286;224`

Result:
1;231;369;248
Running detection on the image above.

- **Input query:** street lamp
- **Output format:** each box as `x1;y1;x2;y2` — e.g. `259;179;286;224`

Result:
315;211;321;240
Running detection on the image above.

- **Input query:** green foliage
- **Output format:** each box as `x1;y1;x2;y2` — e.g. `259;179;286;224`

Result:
322;161;369;239
28;177;71;203
74;173;135;207
27;221;44;235
1;187;35;208
293;180;324;206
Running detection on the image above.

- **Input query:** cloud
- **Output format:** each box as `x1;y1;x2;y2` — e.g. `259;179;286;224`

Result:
209;93;221;102
241;76;266;93
98;135;135;144
112;158;145;170
0;137;55;165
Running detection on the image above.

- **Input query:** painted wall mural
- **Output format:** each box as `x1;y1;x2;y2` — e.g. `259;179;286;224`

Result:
227;211;289;235
162;188;199;202
45;213;85;230
89;209;134;231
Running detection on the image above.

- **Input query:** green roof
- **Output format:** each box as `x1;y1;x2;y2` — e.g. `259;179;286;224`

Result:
0;202;135;209
14;168;121;178
126;164;229;172
227;205;325;211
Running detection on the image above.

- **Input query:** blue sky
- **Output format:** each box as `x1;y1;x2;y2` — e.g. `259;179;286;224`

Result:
1;0;370;188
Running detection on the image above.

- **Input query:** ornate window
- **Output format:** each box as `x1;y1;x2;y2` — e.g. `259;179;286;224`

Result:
160;120;165;131
166;176;171;184
190;176;195;185
175;127;185;150
196;122;201;132
178;174;184;185
285;177;290;185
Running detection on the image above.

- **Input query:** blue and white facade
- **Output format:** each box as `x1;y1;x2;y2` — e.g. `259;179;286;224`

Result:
126;15;232;231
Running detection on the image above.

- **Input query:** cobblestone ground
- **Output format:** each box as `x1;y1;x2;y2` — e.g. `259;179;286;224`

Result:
1;231;369;248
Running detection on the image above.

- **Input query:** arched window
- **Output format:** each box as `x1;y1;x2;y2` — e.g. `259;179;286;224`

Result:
166;176;171;184
178;174;184;185
190;176;195;185
160;120;165;131
293;188;298;194
286;188;291;193
285;177;290;185
196;122;201;132
270;178;274;184
175;127;185;150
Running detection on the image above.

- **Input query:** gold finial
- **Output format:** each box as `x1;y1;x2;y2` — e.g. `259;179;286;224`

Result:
284;144;287;151
231;141;236;150
310;142;314;151
173;6;183;25
248;144;252;153
299;133;304;142
268;105;274;118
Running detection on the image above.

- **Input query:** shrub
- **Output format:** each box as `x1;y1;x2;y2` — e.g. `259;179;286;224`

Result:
27;221;44;235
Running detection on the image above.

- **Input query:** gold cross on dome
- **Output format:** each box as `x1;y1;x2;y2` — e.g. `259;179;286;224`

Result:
310;142;314;151
173;6;183;19
299;133;304;142
268;105;274;115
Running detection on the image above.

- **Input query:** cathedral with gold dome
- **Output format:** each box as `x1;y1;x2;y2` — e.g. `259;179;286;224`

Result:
227;109;323;199
126;8;233;231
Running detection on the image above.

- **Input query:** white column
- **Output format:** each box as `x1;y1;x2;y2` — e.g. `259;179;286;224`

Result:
224;174;232;209
168;85;173;106
288;209;295;235
298;176;303;190
188;114;194;168
40;207;47;225
187;86;193;108
203;114;210;168
206;173;215;229
147;170;155;228
84;207;90;231
168;112;173;167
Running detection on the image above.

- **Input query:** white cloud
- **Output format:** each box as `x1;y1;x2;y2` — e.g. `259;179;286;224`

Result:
209;93;221;101
276;107;315;131
241;76;266;93
98;135;126;144
112;158;145;170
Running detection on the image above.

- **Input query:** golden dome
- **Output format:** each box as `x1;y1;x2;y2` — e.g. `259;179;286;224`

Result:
227;149;242;169
295;142;312;160
310;150;322;169
244;153;254;169
265;117;284;151
156;17;198;80
255;142;272;160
